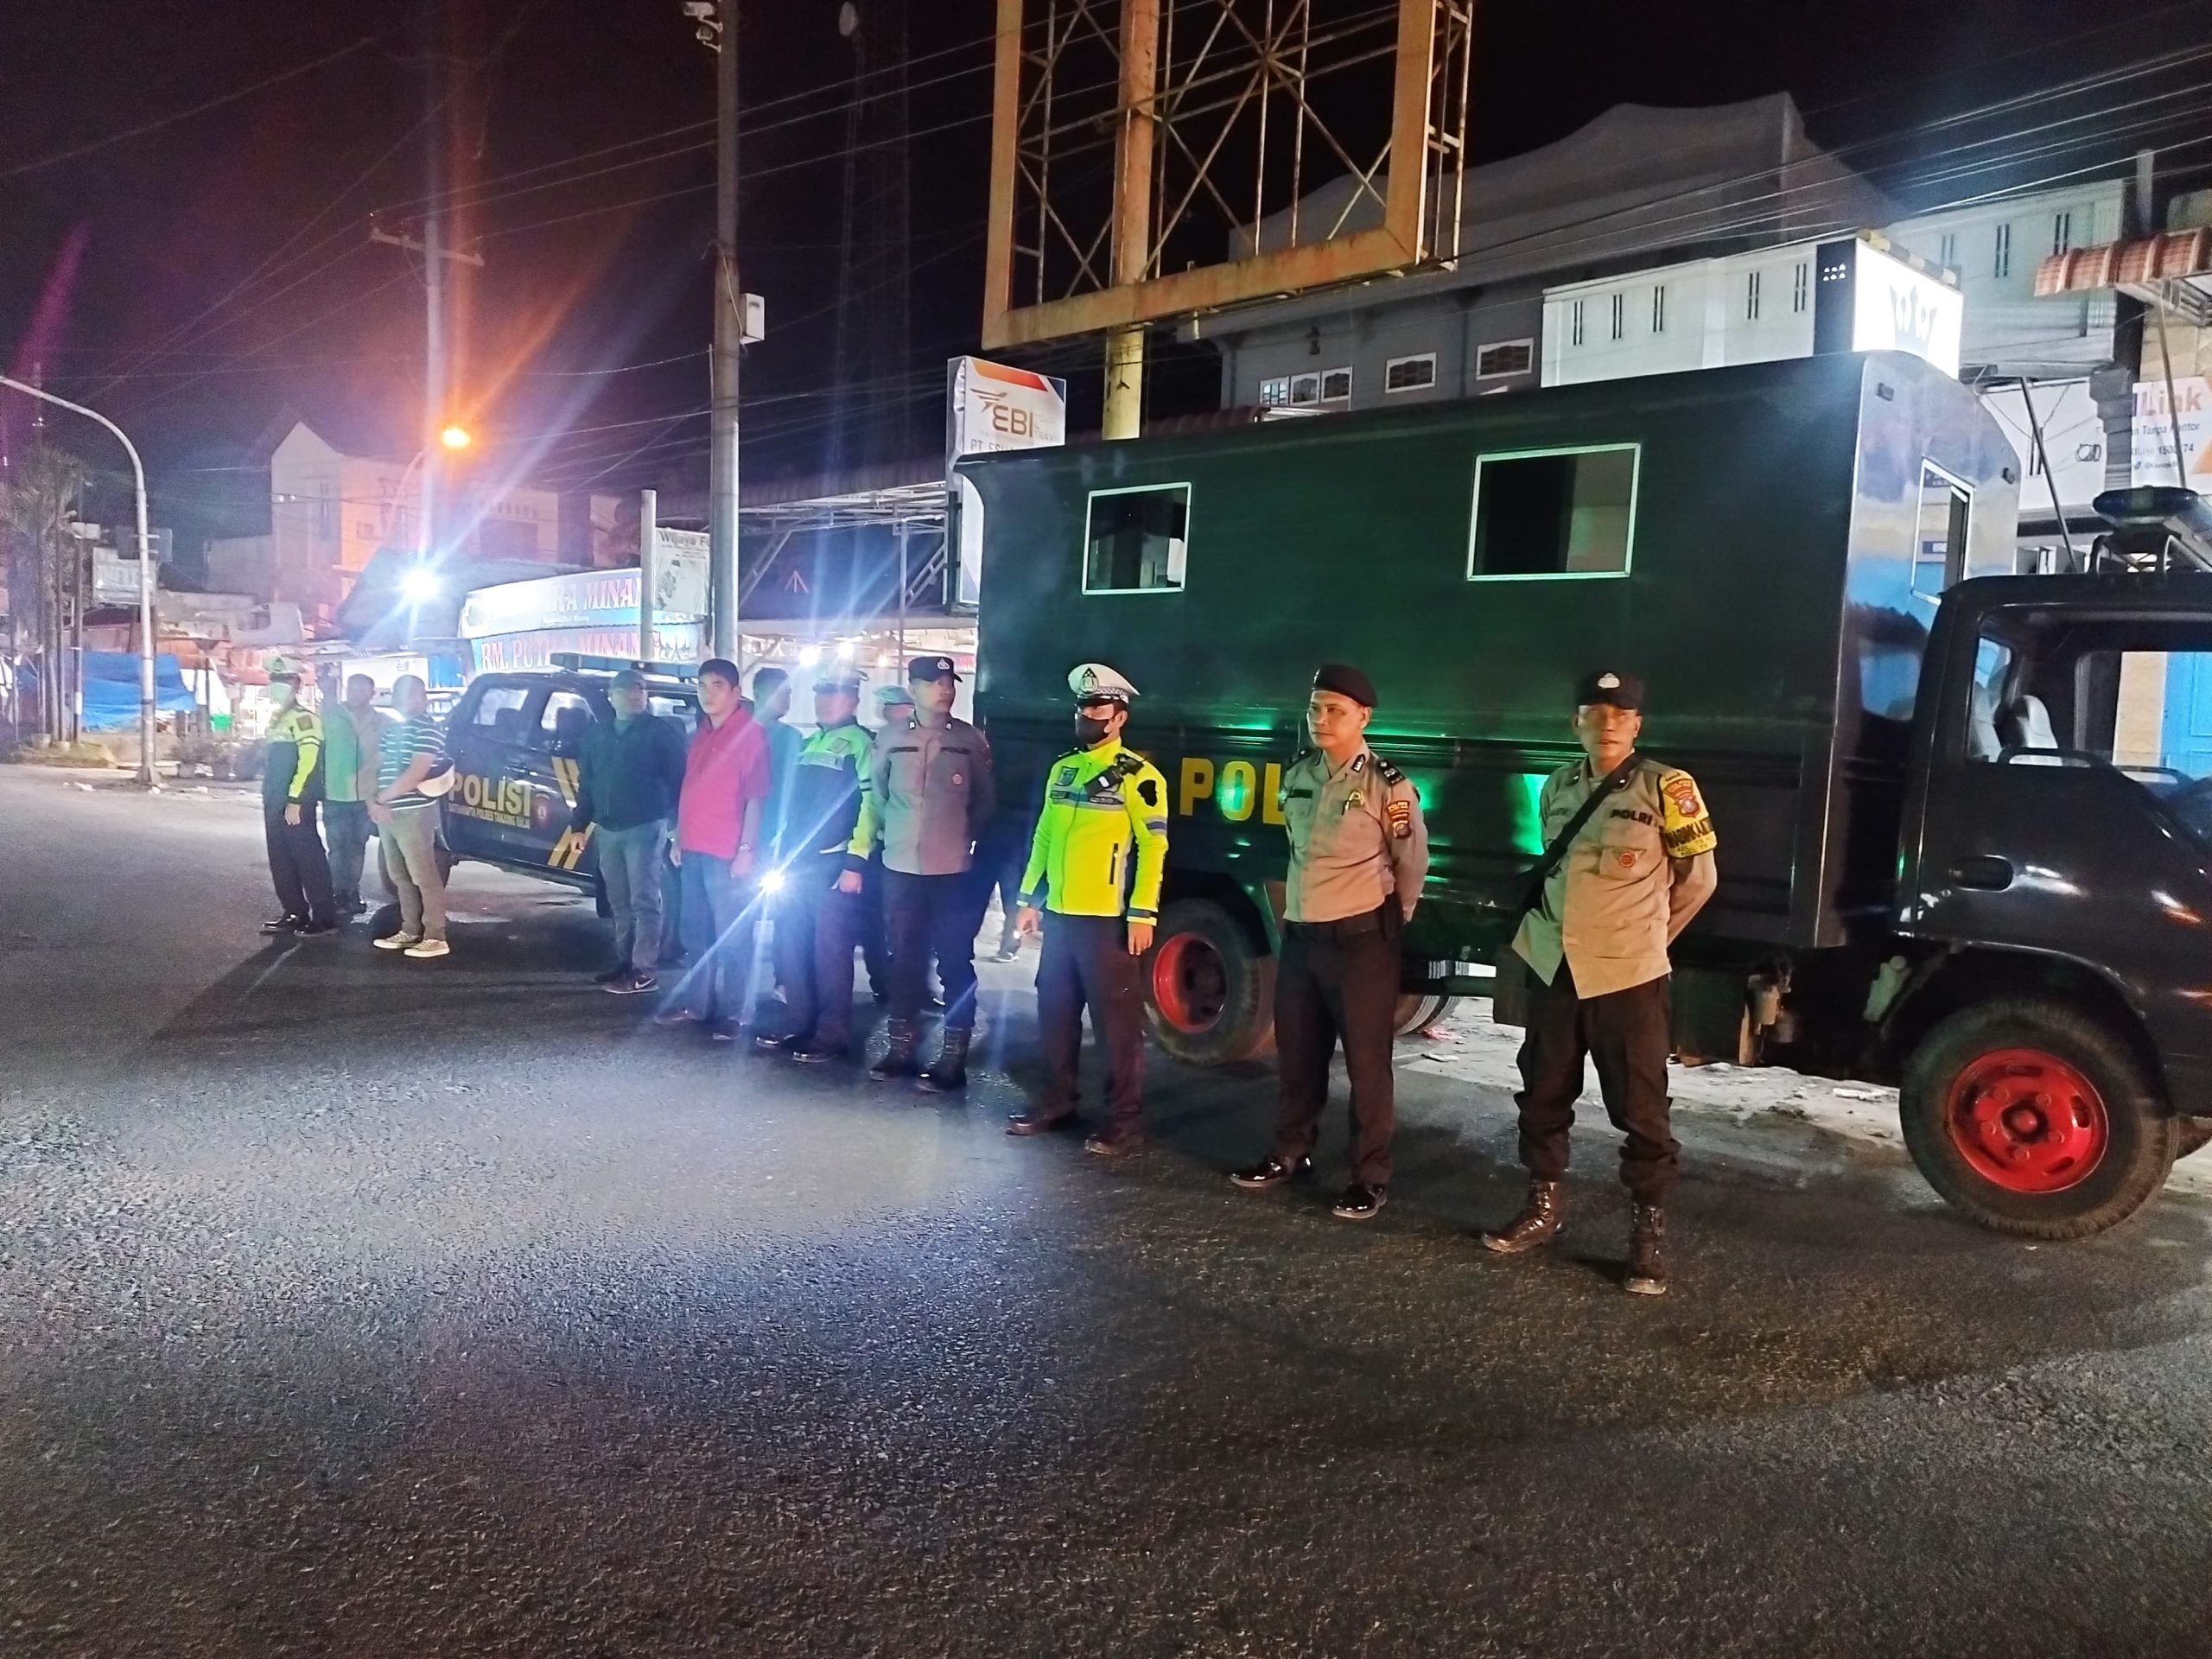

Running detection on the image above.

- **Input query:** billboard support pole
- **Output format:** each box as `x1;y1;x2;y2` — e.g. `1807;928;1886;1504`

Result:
639;489;658;666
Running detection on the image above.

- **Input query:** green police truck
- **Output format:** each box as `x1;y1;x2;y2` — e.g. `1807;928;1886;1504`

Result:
967;350;2212;1237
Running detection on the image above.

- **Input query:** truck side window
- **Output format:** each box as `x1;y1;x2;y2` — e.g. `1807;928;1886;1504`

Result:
468;684;532;747
1084;485;1189;594
537;691;596;758
1469;444;1637;579
1966;639;2013;761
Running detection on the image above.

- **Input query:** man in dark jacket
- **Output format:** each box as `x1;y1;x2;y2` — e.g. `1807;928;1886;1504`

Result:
574;670;690;994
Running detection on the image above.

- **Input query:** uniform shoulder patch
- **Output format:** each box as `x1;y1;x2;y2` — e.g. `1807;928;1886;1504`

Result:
1371;754;1406;786
1657;767;1717;858
1135;772;1161;810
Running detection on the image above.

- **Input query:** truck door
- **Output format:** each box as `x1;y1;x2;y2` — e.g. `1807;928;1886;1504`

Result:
529;689;603;877
442;680;540;865
1911;601;2212;1079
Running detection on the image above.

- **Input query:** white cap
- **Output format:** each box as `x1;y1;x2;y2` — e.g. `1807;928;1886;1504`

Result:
1069;662;1139;704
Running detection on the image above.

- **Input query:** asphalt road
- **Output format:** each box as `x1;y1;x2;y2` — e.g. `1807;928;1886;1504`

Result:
3;767;2211;1658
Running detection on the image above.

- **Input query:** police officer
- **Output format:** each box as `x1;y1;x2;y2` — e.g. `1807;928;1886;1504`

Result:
1231;664;1427;1220
257;656;339;938
858;655;995;1090
1005;664;1170;1156
1481;671;1717;1295
757;668;878;1062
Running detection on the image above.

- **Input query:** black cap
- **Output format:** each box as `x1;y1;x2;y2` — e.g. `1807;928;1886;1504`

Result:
1311;663;1377;709
908;654;960;683
1574;670;1644;710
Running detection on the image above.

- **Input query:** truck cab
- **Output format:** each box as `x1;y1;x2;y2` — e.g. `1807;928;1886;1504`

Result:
1879;496;2212;1234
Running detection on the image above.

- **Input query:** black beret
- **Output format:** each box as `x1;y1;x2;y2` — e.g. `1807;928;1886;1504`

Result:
1574;670;1644;710
1312;663;1377;708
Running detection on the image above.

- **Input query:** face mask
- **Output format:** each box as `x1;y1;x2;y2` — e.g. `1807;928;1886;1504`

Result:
1074;710;1114;747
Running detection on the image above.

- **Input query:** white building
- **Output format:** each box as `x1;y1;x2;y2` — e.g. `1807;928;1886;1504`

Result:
1540;233;1963;386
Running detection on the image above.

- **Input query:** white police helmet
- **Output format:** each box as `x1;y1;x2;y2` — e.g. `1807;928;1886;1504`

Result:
1068;662;1138;705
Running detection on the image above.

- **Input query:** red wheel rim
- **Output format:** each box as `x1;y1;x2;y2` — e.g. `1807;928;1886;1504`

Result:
1943;1047;2108;1194
1151;931;1227;1034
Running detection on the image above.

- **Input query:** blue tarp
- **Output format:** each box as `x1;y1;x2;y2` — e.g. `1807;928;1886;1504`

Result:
24;653;200;731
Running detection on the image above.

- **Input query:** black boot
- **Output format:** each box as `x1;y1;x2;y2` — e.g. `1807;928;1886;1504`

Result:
868;1019;920;1080
1625;1203;1668;1295
916;1027;971;1093
1480;1179;1564;1255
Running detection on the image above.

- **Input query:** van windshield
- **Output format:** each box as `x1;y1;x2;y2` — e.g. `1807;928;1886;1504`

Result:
1969;617;2212;850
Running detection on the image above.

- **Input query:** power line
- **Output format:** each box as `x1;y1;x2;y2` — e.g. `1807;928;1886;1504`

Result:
0;37;378;181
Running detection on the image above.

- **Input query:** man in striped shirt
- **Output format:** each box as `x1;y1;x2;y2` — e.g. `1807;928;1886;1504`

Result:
369;674;452;961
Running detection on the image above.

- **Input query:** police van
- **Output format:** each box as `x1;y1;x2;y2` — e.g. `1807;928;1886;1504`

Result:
438;656;698;892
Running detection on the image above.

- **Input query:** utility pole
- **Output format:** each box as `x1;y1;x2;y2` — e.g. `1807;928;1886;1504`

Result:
370;224;483;562
707;0;743;662
1102;0;1159;441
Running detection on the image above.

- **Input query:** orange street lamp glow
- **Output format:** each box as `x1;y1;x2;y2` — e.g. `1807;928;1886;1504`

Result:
439;424;473;451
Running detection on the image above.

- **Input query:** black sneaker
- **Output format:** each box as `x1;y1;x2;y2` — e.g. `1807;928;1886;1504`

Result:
1331;1183;1388;1222
709;1022;740;1044
295;920;340;938
1084;1131;1145;1159
1229;1156;1312;1191
1006;1109;1076;1138
260;914;306;935
752;1031;805;1053
607;972;658;996
792;1043;847;1065
593;965;630;986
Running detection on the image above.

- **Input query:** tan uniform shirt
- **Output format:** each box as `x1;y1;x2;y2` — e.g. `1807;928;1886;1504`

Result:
1280;745;1430;924
861;713;995;877
1512;754;1719;998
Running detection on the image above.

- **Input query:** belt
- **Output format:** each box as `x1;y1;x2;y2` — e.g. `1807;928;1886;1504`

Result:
1284;907;1385;942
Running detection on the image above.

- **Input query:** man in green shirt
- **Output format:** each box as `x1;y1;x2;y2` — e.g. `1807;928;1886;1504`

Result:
321;672;390;918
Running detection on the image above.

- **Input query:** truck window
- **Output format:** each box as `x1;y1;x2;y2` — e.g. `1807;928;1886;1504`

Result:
1970;616;2212;849
1912;462;1972;608
467;684;533;747
537;690;596;758
1468;444;1637;579
1084;485;1189;594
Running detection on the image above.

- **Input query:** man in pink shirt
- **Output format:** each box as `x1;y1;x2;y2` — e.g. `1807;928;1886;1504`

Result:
657;658;772;1039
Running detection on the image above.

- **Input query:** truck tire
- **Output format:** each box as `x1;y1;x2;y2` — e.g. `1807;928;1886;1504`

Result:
1394;994;1456;1039
1900;999;2178;1239
1144;898;1274;1065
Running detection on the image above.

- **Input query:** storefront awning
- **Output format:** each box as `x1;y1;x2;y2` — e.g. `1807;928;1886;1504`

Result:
2037;230;2212;321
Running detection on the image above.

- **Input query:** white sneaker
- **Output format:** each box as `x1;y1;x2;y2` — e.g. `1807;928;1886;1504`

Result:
374;933;421;951
403;938;450;960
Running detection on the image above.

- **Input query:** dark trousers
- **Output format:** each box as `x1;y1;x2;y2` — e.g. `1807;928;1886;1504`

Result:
1037;913;1145;1134
264;800;335;926
773;858;866;1049
1270;915;1399;1188
883;869;979;1033
861;852;891;999
675;851;758;1024
324;800;373;911
1515;963;1678;1202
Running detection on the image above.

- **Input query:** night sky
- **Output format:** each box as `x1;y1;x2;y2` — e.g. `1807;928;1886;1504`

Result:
1;0;2203;552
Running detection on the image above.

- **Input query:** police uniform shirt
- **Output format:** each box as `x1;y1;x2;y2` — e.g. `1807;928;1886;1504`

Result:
1512;755;1719;999
1279;744;1429;925
855;713;995;877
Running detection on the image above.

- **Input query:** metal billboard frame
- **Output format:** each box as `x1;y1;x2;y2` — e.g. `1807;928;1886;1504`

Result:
982;0;1473;351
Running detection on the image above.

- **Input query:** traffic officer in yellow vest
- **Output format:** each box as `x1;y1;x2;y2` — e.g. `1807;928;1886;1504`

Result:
257;656;339;938
1482;670;1717;1295
1232;664;1428;1220
1005;663;1170;1156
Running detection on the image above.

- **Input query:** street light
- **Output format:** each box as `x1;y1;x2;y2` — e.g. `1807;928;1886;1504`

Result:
400;567;443;605
0;373;156;785
439;423;473;452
